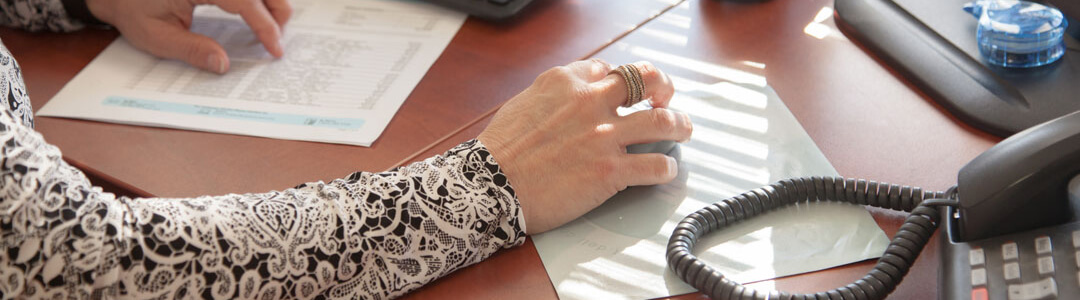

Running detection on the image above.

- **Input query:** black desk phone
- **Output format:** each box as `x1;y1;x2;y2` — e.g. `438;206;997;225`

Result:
667;110;1080;300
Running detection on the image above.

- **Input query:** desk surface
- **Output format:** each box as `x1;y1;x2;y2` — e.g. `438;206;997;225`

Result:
400;0;1000;299
6;0;1001;299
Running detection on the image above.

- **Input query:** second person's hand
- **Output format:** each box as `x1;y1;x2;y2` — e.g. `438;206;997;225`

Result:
86;0;292;73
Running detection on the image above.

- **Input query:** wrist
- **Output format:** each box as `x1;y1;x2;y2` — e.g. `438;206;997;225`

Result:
478;132;537;233
453;139;528;240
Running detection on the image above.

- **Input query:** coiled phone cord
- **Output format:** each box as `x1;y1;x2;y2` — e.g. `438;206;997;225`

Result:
667;176;959;300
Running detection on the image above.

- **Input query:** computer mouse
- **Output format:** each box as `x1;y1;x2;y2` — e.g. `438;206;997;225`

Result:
626;140;678;155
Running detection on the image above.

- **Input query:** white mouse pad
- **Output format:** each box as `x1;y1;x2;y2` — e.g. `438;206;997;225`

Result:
532;83;890;299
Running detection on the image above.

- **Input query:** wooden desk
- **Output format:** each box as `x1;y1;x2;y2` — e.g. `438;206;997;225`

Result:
402;0;1001;299
5;0;680;198
2;0;1004;298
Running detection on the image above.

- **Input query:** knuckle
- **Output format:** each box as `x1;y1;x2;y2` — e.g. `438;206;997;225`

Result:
592;123;617;136
541;66;573;81
661;85;675;101
594;157;619;182
636;61;661;82
589;58;611;73
273;1;294;19
614;182;629;193
252;24;279;39
278;1;294;13
679;113;693;136
274;9;293;22
656;76;676;101
572;85;599;102
184;41;207;62
650;109;678;134
591;124;617;145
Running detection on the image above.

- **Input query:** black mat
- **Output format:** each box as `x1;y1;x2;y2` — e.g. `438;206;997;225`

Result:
835;0;1080;137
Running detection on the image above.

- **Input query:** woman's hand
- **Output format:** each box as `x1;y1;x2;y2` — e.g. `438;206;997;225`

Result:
86;0;291;73
479;60;693;234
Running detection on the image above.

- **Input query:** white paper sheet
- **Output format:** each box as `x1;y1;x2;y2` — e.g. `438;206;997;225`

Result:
533;84;891;299
38;0;466;146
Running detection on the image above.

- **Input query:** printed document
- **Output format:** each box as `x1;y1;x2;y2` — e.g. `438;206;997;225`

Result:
533;84;891;299
38;0;466;146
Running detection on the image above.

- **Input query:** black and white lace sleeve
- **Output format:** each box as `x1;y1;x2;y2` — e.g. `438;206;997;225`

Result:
0;0;86;32
0;40;526;299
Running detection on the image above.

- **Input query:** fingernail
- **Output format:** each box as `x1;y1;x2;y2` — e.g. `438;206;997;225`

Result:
208;54;225;74
666;156;678;179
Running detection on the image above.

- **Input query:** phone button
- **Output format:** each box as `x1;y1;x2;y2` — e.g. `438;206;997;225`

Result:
972;268;987;286
1004;262;1022;281
970;248;985;266
971;287;988;300
1035;236;1052;255
1006;277;1057;300
1036;256;1055;275
1003;242;1020;261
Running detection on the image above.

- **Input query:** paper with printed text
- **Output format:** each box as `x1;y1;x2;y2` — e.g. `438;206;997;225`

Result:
39;0;466;146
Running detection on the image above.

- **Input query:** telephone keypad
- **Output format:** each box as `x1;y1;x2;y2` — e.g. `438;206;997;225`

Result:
948;224;1080;299
945;208;1080;299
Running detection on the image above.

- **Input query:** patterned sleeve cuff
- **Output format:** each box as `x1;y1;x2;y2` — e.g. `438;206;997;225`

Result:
445;139;527;247
0;0;87;32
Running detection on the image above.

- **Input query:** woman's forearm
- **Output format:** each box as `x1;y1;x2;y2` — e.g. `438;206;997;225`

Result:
0;38;524;299
0;116;525;299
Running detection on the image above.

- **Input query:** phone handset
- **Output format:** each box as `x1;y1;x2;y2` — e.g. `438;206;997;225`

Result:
667;110;1080;299
956;109;1080;242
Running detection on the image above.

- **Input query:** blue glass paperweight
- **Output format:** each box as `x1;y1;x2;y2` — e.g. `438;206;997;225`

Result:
963;0;1067;68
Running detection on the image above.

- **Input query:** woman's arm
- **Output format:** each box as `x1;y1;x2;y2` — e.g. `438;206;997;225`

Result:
0;39;525;299
0;109;524;299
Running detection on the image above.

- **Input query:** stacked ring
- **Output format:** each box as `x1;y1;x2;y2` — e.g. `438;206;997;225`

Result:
610;64;646;107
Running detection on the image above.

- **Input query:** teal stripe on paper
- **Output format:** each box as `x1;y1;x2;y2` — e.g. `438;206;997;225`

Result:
103;97;365;129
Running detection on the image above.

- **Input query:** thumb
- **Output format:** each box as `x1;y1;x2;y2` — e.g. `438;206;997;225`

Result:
131;22;230;74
